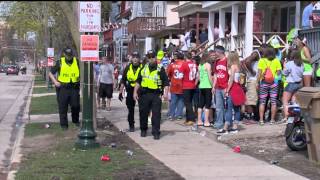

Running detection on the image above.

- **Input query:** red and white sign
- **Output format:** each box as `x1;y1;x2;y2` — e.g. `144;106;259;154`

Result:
47;57;54;67
80;35;99;62
79;1;101;32
47;48;54;57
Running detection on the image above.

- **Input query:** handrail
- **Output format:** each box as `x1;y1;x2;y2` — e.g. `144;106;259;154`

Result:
195;38;220;56
190;40;209;52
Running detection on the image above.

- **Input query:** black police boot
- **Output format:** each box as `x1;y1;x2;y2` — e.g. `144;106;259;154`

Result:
129;126;135;132
153;134;160;140
61;126;68;131
141;130;147;137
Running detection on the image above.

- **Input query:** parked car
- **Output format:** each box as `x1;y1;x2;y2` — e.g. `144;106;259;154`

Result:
6;65;19;75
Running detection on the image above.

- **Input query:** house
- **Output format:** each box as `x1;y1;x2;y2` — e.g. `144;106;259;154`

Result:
202;1;320;58
127;1;168;56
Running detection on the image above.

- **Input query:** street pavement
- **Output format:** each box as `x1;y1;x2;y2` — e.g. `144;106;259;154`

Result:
0;65;33;176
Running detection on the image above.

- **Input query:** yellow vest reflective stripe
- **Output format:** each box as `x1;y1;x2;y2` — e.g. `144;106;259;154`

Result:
126;64;142;87
57;57;80;83
141;64;162;89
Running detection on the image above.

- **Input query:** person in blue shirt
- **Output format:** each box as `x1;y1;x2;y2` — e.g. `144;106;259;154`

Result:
302;1;317;29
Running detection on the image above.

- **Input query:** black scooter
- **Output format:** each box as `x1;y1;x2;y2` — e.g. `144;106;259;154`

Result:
284;103;307;151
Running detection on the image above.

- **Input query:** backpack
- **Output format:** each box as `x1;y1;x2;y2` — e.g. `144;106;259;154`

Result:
264;59;274;83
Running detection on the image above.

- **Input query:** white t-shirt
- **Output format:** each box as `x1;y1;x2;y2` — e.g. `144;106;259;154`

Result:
180;34;188;51
99;63;114;84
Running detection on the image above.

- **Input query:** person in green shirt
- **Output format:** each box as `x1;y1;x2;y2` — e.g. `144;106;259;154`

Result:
257;46;282;125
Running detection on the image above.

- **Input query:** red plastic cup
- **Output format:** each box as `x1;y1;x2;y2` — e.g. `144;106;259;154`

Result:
101;154;110;161
233;146;241;153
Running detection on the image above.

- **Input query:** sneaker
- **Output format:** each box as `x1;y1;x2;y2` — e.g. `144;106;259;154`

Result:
217;129;228;134
177;116;183;120
184;121;194;126
229;128;239;134
167;116;173;120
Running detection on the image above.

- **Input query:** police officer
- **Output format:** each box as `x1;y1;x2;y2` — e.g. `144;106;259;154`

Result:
133;50;169;140
49;47;80;130
118;51;143;132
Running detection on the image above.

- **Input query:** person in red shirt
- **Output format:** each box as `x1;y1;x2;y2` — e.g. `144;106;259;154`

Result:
181;52;198;125
167;51;185;120
212;46;229;130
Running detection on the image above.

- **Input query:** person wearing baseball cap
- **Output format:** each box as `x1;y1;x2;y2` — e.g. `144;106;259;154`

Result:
118;51;143;132
133;49;169;140
48;47;80;130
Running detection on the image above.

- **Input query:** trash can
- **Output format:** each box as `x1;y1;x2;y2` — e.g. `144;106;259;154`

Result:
296;87;320;163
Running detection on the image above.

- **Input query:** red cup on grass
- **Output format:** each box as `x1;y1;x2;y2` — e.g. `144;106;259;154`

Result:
101;154;110;161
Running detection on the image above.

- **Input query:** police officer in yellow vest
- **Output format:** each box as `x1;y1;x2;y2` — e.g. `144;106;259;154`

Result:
133;50;169;140
49;47;80;130
118;51;143;132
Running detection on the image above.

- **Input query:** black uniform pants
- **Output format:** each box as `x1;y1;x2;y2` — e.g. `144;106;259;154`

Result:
139;92;162;135
126;87;136;127
57;86;80;127
183;89;196;121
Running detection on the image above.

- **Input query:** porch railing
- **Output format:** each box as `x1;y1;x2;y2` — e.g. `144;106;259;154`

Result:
233;34;245;58
299;27;320;55
113;26;128;40
219;37;231;52
253;32;288;53
127;17;166;38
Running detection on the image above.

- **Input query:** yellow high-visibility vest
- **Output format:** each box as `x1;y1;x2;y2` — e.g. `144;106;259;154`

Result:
126;64;142;87
141;64;162;90
57;57;79;83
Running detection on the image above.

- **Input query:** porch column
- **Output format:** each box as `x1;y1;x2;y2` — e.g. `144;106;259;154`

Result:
231;4;239;51
196;12;200;46
169;32;172;43
244;1;254;58
208;11;215;49
219;8;225;46
145;37;153;54
179;17;182;29
295;1;301;29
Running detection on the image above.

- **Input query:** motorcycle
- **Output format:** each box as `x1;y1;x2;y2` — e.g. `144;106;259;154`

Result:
284;103;307;151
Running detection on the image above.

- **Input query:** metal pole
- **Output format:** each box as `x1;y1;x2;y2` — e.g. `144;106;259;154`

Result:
75;32;99;150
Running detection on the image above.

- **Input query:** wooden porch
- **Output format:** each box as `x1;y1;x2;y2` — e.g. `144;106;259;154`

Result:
127;17;166;39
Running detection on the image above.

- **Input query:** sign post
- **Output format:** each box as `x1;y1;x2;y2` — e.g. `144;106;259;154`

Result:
47;48;54;89
75;1;100;150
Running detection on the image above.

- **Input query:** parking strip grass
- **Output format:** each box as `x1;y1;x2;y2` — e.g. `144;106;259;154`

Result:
16;122;145;180
32;87;56;94
30;95;59;115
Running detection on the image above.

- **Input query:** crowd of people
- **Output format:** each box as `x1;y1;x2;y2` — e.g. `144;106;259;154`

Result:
92;31;318;139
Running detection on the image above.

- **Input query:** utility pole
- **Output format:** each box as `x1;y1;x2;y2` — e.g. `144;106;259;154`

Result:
44;2;50;88
75;1;100;150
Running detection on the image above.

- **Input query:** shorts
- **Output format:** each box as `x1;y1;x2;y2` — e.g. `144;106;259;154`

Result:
199;88;212;109
99;83;113;99
259;81;278;105
303;63;313;75
284;82;302;93
245;79;258;106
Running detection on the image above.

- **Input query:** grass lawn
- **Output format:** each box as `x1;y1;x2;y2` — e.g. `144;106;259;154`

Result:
30;95;58;115
15;122;145;180
32;87;56;94
34;75;46;86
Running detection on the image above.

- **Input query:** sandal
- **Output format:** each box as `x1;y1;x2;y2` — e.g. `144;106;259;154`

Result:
197;122;204;126
203;123;211;127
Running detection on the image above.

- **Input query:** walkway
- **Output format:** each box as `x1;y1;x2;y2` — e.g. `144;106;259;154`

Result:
99;92;308;180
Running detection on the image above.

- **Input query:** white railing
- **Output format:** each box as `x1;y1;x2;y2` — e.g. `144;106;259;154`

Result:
219;37;231;52
113;26;128;40
233;34;245;58
299;27;320;55
253;32;288;53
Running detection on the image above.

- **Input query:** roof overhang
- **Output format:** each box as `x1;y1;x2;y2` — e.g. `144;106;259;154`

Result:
172;2;208;17
202;1;243;12
149;27;184;38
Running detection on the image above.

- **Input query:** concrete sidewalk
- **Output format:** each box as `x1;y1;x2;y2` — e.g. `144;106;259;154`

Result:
98;92;308;180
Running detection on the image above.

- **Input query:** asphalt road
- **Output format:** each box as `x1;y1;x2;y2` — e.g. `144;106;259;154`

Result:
0;64;33;176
